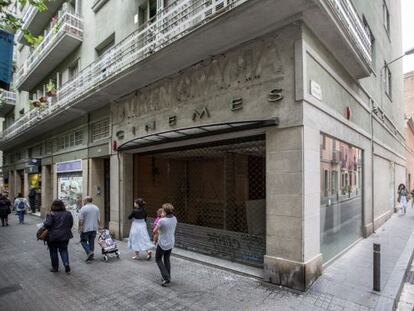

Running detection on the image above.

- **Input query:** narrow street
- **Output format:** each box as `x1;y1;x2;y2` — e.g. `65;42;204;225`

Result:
0;214;386;311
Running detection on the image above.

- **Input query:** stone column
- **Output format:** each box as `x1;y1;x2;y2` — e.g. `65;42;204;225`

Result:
41;165;52;217
14;170;22;197
109;153;133;239
23;171;29;199
264;126;322;291
89;158;105;225
8;170;15;200
52;164;58;199
82;159;89;197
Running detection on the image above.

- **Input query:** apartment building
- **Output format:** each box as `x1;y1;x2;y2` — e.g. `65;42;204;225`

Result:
404;71;414;191
0;0;404;290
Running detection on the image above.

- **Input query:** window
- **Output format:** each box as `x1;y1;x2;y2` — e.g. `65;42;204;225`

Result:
384;63;392;98
363;16;375;66
320;134;363;262
383;1;390;35
69;60;79;81
91;118;110;141
74;130;83;145
92;0;109;13
96;34;115;57
56;130;84;151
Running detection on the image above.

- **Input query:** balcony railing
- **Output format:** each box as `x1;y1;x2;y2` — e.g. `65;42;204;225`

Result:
323;0;372;66
2;0;372;142
0;91;16;103
2;0;244;141
15;8;83;88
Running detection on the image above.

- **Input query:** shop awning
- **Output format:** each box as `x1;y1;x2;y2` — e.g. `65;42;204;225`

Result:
117;118;279;151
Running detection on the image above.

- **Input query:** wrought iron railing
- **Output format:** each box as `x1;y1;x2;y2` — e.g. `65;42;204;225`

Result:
15;8;83;88
324;0;372;66
4;0;371;142
0;90;17;103
3;0;243;141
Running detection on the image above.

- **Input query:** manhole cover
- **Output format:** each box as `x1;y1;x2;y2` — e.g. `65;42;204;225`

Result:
406;271;414;284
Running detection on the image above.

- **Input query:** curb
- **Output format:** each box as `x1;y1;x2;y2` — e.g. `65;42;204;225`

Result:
375;230;414;311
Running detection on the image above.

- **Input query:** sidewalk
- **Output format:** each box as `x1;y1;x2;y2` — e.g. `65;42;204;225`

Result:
0;207;412;311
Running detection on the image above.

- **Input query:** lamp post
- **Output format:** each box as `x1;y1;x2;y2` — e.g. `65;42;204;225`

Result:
371;47;414;233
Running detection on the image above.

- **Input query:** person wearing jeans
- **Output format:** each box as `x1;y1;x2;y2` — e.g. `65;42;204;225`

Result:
78;196;100;261
154;203;177;286
43;199;73;273
13;193;29;224
80;231;97;256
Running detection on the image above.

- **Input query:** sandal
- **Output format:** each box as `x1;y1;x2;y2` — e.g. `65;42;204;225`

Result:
146;252;152;261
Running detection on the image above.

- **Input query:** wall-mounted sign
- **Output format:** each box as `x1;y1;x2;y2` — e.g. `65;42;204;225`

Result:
56;160;82;173
310;80;323;101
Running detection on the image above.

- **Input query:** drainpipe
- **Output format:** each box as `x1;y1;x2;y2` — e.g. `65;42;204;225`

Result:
370;100;375;234
117;151;121;239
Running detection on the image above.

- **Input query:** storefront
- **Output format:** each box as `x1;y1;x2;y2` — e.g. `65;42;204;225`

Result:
132;137;266;266
26;159;42;213
56;160;83;209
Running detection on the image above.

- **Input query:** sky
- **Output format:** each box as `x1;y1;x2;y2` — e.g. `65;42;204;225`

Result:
402;0;414;73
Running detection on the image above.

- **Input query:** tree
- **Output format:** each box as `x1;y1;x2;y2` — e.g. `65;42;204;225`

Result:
0;0;47;45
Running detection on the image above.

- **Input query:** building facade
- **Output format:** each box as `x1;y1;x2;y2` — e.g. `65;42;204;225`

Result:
0;0;404;290
404;71;414;191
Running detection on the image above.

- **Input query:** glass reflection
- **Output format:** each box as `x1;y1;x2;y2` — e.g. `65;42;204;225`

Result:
320;134;363;262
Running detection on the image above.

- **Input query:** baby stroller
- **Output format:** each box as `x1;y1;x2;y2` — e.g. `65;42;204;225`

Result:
98;229;120;261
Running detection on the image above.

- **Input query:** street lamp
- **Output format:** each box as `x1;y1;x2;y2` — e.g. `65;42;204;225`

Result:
372;47;414;233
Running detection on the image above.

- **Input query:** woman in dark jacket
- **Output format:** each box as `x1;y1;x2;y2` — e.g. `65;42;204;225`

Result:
0;194;11;226
44;199;73;273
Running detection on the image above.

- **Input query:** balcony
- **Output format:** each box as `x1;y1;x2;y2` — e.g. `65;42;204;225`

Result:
0;0;372;148
304;0;372;78
15;9;83;91
16;0;66;44
0;90;16;117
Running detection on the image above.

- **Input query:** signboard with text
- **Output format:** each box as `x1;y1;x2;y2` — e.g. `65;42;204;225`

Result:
56;160;83;173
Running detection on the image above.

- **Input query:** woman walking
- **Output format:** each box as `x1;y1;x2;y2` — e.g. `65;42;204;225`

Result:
128;198;153;260
154;203;177;287
43;199;73;273
0;194;11;226
13;193;29;224
398;184;408;215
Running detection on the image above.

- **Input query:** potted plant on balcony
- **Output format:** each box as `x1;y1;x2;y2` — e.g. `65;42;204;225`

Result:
39;96;48;103
30;99;42;108
46;81;57;97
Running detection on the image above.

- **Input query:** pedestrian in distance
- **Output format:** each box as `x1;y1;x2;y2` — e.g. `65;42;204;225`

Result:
397;184;408;215
43;199;74;273
127;198;153;260
13;193;30;224
79;196;100;262
154;203;177;287
28;188;37;213
0;194;11;226
75;195;82;213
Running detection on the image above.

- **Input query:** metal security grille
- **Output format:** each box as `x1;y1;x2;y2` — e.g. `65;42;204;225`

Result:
136;138;266;266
